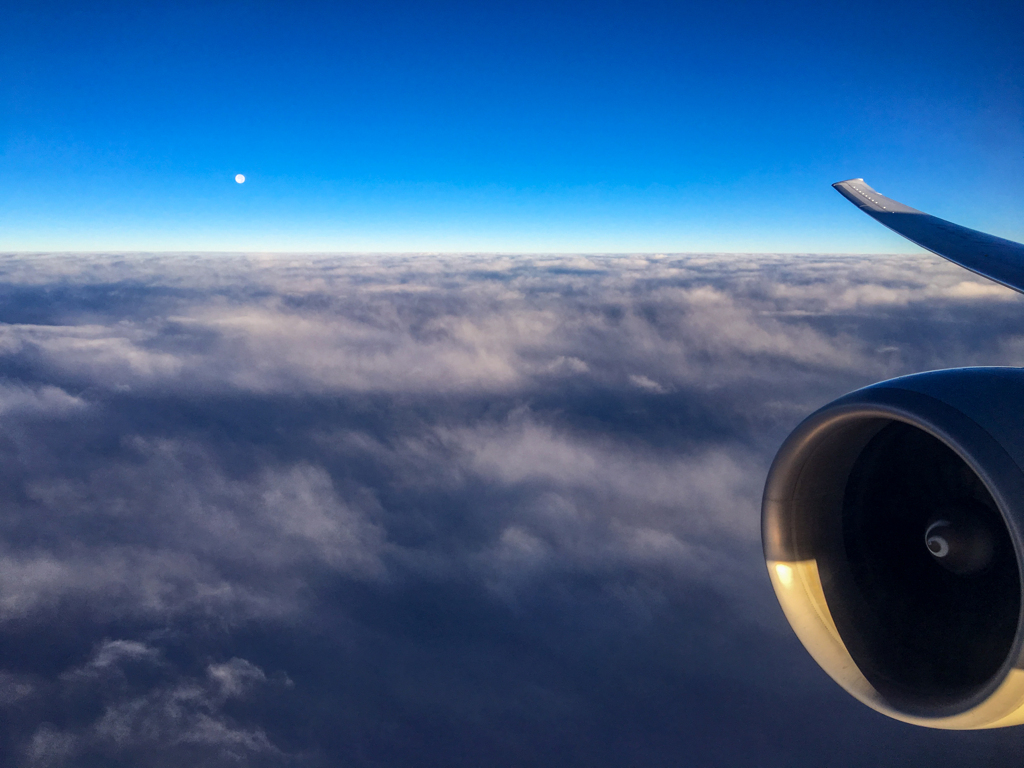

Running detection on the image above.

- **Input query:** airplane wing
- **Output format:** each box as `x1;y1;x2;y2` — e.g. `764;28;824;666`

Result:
833;178;1024;294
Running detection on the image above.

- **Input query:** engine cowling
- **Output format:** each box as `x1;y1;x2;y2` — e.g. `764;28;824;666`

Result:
763;367;1024;728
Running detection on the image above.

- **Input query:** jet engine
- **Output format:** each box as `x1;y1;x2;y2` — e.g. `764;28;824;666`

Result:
763;367;1024;728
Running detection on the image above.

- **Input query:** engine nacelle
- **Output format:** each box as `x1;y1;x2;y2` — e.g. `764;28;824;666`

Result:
763;367;1024;728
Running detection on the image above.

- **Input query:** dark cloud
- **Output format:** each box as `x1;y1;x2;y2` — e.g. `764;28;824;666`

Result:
0;252;1022;765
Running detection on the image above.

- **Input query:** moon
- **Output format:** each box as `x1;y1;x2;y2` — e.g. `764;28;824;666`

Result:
235;174;245;184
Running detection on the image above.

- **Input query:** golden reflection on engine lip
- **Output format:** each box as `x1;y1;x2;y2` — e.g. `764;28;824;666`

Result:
767;557;1024;729
774;562;793;586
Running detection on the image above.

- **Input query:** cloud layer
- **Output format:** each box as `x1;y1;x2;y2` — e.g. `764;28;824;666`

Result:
0;252;1023;766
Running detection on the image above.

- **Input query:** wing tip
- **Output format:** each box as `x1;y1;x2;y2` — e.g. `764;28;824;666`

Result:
832;178;922;214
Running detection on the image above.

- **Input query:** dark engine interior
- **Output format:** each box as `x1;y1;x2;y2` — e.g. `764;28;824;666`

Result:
824;421;1021;713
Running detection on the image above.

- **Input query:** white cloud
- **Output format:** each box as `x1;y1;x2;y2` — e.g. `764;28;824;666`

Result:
0;252;1019;764
26;642;288;766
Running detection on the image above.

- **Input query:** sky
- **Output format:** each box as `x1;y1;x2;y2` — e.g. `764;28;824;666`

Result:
3;2;1024;766
1;0;1022;252
1;252;1024;765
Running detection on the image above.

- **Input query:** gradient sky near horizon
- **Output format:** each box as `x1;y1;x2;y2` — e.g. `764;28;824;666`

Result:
2;0;1022;252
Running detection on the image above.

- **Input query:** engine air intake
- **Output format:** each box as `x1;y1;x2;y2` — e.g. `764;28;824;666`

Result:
763;368;1024;728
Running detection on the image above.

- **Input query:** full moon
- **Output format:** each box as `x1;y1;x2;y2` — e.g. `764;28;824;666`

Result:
235;174;245;184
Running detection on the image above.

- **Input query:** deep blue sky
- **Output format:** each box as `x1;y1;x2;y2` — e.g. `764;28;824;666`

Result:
2;0;1022;251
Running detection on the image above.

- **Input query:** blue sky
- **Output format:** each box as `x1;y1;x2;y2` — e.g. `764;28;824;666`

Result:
2;0;1022;252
